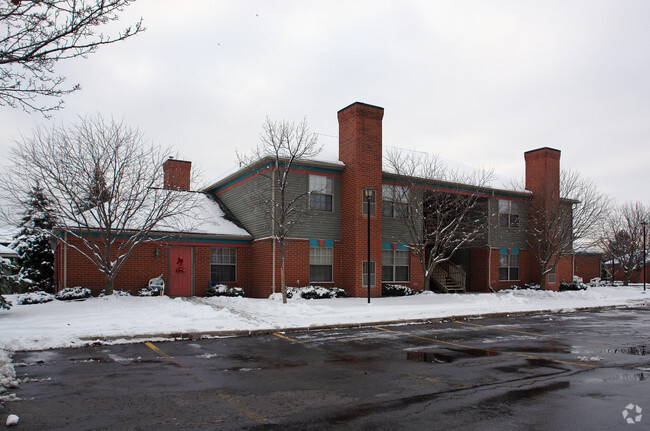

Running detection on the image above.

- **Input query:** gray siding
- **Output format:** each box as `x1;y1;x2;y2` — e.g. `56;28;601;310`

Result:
216;170;341;241
382;188;422;245
217;174;272;238
290;172;341;240
487;197;529;249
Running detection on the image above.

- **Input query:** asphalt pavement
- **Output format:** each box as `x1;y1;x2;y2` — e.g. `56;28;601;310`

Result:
2;307;649;430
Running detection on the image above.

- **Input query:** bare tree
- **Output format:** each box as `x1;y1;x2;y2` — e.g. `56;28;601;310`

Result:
237;117;321;303
526;169;610;289
2;115;198;295
384;148;494;291
599;202;648;285
1;0;143;115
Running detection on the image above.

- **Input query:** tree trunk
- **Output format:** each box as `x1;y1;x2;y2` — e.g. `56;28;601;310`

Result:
539;272;548;290
280;242;287;304
104;274;114;296
424;273;432;292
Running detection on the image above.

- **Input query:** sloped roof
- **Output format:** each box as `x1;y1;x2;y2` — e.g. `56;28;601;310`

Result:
58;190;252;241
153;192;251;238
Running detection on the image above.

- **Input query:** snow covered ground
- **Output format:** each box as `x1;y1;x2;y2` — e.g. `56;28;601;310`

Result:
1;285;648;352
0;285;648;400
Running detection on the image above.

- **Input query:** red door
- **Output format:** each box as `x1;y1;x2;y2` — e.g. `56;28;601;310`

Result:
169;247;192;296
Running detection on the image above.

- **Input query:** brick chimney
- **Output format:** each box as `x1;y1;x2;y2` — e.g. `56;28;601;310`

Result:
338;102;384;298
524;147;561;206
524;147;562;289
163;158;192;191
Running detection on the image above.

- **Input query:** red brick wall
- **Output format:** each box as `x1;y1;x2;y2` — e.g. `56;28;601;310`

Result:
470;248;490;292
163;158;192;191
487;248;533;291
248;238;345;298
55;237;250;297
574;254;601;283
338;102;384;298
405;249;425;291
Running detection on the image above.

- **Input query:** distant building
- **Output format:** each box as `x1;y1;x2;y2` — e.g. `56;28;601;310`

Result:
55;102;578;297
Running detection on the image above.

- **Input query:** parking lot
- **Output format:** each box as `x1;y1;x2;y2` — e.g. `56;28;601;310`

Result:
4;307;649;430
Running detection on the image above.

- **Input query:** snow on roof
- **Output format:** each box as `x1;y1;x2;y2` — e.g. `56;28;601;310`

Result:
60;191;251;240
153;192;251;238
0;244;17;257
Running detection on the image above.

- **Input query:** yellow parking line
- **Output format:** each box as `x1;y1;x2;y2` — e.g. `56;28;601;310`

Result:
145;342;171;358
374;326;501;355
454;320;546;337
273;332;353;361
373;326;596;369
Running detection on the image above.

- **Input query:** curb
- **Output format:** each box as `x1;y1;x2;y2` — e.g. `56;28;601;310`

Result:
80;304;635;345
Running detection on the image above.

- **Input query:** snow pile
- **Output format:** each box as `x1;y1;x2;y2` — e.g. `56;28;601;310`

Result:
0;349;18;401
6;414;19;426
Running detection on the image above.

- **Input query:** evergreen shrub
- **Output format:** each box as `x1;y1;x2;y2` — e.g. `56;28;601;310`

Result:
382;284;417;296
206;284;245;297
17;291;55;305
55;286;92;301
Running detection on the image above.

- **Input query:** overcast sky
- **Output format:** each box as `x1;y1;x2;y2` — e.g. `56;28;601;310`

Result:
1;0;648;204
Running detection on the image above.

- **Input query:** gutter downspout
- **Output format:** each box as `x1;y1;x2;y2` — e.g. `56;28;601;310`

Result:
271;162;277;294
63;232;68;292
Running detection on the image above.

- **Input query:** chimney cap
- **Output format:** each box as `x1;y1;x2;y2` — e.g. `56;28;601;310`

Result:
337;101;384;114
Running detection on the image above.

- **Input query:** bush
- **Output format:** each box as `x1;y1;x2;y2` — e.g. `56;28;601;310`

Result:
138;286;162;297
55;286;92;301
285;285;347;300
17;291;55;305
382;284;416;297
559;282;588;292
99;290;132;297
507;284;541;290
206;284;245;297
0;294;11;310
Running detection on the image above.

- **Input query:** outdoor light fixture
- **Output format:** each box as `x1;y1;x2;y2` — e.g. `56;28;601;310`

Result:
363;187;374;304
642;221;647;294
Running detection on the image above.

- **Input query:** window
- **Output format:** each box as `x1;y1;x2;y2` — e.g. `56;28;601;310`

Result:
548;267;556;284
498;200;519;227
310;245;333;283
309;175;333;211
211;247;236;283
499;249;519;281
362;261;376;287
382;185;409;218
382;249;409;282
362;189;376;216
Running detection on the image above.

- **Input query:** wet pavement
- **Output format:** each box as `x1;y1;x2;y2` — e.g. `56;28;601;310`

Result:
2;307;649;430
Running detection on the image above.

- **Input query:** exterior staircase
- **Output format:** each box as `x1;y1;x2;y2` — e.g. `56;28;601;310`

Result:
432;261;466;293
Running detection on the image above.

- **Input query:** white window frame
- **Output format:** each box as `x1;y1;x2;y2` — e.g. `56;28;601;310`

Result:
382;249;410;282
498;251;519;281
382;184;409;218
210;247;237;283
362;261;376;287
309;175;333;212
309;245;334;283
498;200;520;228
